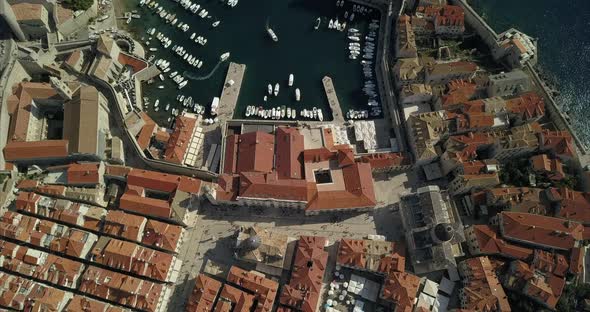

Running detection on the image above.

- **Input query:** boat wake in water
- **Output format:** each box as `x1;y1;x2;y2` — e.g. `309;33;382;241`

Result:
184;59;225;81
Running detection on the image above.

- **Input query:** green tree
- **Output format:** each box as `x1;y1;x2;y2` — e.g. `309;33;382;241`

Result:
62;0;94;11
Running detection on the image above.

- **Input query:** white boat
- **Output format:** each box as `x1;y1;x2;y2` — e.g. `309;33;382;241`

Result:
288;74;294;87
274;83;280;96
267;84;273;95
295;88;301;101
190;33;196;39
149;47;158;51
287;108;292;119
220;52;230;61
159;74;164;81
154;99;159;107
318;109;324;121
267;28;278;42
211;97;220;115
314;17;321;30
263;96;268;102
212;21;220;27
329;19;334;29
158;85;164;89
165;103;170;111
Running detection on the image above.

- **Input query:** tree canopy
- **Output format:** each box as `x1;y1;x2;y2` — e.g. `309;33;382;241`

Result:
62;0;93;11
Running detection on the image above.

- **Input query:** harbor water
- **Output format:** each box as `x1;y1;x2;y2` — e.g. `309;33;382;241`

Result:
469;0;590;145
128;0;381;125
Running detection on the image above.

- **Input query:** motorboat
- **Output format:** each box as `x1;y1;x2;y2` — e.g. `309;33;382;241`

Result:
288;74;294;87
212;21;220;27
220;52;230;61
274;83;280;96
314;17;321;30
267;28;278;42
328;19;334;29
295;88;301;101
268;84;273;95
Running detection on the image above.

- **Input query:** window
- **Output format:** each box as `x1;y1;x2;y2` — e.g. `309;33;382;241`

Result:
314;170;333;184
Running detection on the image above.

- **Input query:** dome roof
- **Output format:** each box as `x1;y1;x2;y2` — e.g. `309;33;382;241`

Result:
241;235;262;250
433;223;454;242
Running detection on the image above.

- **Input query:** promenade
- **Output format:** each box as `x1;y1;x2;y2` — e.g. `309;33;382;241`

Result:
322;76;345;124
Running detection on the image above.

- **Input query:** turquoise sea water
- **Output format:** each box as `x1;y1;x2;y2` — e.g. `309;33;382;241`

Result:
127;0;381;125
469;0;590;144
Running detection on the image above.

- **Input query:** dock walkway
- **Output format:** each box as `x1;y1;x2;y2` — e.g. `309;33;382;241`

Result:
217;62;246;122
322;76;345;124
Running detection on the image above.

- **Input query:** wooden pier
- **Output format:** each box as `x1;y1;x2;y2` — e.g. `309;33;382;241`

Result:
322;76;345;124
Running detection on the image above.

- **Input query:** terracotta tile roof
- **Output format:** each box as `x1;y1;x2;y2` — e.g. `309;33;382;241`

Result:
218;284;256;312
142;219;183;252
275;127;304;179
238;171;310;202
3;140;69;161
227;266;279;312
0;239;85;289
503;260;564;309
505;92;545;120
215;174;239;202
65;295;128;312
16;179;39;190
380;271;421;312
119;193;171;219
164;115;197;164
67;162;101;185
65;50;82;68
11;3;45;21
466;225;534;260
540;130;576;158
458;257;510;312
127;169;201;194
530;154;564;179
531;249;569;277
236;131;275;173
548;187;590;225
306;162;376;212
336;239;402;273
359;152;412;170
118;53;148;74
486;187;549;215
186;274;222;312
80;266;165;312
36;184;67;197
569;247;583;275
136;112;157;150
223;134;239;174
91;237;174;282
499;212;583;250
280;236;328;312
103;210;147;242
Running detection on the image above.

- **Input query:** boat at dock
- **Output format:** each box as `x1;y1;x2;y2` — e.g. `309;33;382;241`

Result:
220;52;230;61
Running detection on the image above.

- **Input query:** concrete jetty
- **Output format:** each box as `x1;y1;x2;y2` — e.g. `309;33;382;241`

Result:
322;76;344;124
217;62;246;122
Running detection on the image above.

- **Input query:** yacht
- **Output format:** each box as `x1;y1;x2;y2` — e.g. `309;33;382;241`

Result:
295;88;301;101
274;83;280;96
220;52;230;61
288;74;294;87
267;28;278;42
267;84;273;95
314;17;321;30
